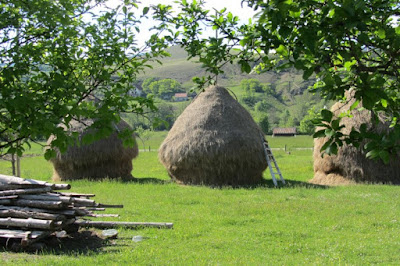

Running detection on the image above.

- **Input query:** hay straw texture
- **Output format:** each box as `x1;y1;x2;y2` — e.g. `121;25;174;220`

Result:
158;85;268;186
48;119;138;181
311;94;400;185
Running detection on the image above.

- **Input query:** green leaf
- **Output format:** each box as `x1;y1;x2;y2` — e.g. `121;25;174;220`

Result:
321;109;333;123
381;99;388;108
240;61;252;73
379;150;390;164
331;119;340;130
327;142;338;155
275;44;288;57
143;7;149;16
320;139;332;153
313;129;326;138
350;100;359;111
325;128;335;137
376;28;386;39
303;67;314;80
366;149;379;159
44;149;56;161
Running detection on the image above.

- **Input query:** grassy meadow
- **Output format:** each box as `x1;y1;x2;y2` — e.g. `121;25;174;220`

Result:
1;133;400;265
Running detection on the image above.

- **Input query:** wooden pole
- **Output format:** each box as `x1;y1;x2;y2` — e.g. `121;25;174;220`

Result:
18;194;73;204
0;187;52;196
0;209;66;221
13;199;66;209
74;220;173;229
0;217;59;230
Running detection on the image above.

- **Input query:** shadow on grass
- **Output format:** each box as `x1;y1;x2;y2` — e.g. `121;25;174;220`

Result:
0;230;127;255
254;179;329;189
210;179;329;189
118;176;328;189
124;177;171;185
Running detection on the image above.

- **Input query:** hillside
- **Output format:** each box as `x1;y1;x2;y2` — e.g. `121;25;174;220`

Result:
132;46;329;133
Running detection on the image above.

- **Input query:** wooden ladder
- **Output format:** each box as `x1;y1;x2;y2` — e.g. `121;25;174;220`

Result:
261;135;285;187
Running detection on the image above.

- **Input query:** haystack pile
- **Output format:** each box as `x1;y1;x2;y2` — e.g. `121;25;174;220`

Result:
159;85;268;186
311;93;400;185
48;119;138;181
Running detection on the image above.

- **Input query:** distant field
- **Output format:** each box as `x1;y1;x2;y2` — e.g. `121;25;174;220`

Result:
140;131;314;151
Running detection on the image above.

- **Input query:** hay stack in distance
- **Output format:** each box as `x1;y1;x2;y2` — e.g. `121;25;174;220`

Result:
48;119;138;181
311;93;400;185
158;85;268;186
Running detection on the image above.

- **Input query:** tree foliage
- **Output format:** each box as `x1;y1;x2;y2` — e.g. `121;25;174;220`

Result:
299;107;322;135
143;78;183;99
241;78;263;94
0;0;169;158
154;0;400;162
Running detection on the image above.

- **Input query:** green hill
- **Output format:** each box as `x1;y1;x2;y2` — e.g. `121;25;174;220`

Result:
132;46;329;133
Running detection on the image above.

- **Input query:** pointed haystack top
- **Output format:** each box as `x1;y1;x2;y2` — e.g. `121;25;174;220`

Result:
158;85;268;186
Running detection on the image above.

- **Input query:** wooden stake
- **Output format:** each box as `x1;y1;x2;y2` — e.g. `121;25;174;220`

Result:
75;220;173;229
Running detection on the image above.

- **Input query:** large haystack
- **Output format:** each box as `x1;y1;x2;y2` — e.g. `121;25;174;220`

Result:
311;94;400;185
48;119;138;181
158;85;268;186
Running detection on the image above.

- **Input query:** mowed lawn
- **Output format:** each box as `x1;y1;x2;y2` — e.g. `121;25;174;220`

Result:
1;134;400;265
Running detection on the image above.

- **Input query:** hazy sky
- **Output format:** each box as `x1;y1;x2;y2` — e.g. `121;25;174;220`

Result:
139;0;256;21
100;0;256;47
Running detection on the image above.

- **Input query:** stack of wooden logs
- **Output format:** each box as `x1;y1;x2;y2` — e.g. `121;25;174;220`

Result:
0;174;124;247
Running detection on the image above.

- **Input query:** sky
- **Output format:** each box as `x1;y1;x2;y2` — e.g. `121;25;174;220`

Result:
99;0;256;47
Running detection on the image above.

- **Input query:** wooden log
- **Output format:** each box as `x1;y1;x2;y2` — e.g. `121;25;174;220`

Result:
72;197;97;207
0;217;59;230
0;184;42;191
0;229;51;247
0;209;66;221
74;220;174;229
0;199;11;205
52;183;71;190
0;205;76;216
73;208;91;216
0;195;18;200
21;231;52;247
57;192;95;198
0;229;31;239
0;174;70;191
90;214;119;218
0;174;49;186
12;199;66;209
0;187;52;196
97;203;124;208
18;194;73;204
85;208;105;211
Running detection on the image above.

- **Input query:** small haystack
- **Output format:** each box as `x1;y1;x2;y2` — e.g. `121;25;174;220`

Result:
158;85;268;186
311;93;400;185
48;119;138;181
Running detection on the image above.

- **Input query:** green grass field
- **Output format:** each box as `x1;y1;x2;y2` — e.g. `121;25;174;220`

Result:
1;135;400;265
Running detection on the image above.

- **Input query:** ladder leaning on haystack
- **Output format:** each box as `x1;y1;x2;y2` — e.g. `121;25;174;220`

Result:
261;134;285;187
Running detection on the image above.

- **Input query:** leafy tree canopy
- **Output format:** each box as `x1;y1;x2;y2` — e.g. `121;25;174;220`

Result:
153;0;400;162
0;0;169;158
